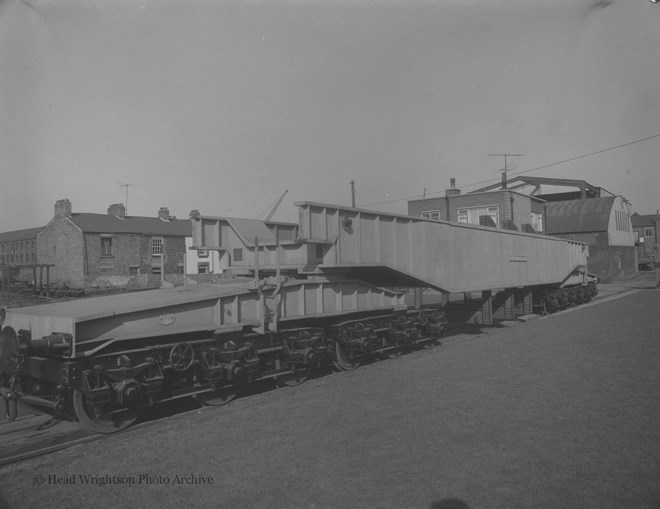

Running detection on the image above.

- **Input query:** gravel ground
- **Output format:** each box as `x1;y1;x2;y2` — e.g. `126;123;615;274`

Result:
0;289;658;509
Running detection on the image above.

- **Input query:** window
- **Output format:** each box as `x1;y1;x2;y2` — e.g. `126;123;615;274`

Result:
152;237;163;256
531;211;543;232
420;210;440;220
615;210;631;232
197;249;208;258
197;262;210;274
151;265;161;275
315;244;324;259
101;237;113;256
233;248;243;262
457;206;499;227
644;227;654;238
129;266;140;276
30;253;35;262
177;264;185;274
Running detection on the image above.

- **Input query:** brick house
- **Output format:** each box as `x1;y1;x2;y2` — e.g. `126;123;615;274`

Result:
0;227;43;284
0;227;41;268
37;199;191;287
408;179;546;232
631;212;659;270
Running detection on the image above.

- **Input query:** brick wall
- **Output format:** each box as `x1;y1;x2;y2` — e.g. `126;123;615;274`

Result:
84;233;143;277
408;197;447;220
551;231;636;282
409;191;542;231
140;235;187;275
36;217;85;287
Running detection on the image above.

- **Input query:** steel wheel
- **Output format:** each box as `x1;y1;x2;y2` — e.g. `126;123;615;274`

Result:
72;390;138;434
384;347;401;359
274;357;312;387
198;384;242;406
422;337;440;350
332;341;361;371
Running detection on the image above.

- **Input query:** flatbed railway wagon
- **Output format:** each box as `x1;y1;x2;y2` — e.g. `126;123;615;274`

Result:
0;202;596;433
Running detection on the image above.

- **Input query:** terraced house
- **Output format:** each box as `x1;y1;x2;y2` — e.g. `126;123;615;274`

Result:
37;199;191;288
0;228;40;267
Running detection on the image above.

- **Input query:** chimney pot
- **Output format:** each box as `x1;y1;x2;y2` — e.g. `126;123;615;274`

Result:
54;199;72;217
446;179;461;197
158;207;170;220
108;203;126;218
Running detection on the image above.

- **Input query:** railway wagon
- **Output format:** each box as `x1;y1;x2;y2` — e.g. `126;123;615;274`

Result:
0;201;595;433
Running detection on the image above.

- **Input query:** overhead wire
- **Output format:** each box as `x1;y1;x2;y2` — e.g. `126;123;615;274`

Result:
361;133;660;208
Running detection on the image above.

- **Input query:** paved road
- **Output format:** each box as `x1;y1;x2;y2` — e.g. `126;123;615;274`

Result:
0;289;659;509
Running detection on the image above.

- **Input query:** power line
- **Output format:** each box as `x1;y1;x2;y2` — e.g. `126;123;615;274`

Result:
488;153;524;189
361;133;660;208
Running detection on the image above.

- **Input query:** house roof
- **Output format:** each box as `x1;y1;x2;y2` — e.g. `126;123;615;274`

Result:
69;213;191;236
545;197;616;234
0;227;43;243
631;213;657;228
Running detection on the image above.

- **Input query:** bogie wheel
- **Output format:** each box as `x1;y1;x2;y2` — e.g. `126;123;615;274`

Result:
72;390;138;434
198;384;242;406
332;341;361;371
384;345;401;359
422;336;440;350
274;357;313;387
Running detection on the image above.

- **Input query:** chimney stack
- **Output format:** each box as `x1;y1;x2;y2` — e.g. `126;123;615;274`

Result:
54;199;72;217
108;203;126;218
158;207;170;220
446;178;461;197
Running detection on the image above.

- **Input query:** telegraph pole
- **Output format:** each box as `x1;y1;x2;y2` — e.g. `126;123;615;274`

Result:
350;180;356;208
488;154;524;189
655;209;660;288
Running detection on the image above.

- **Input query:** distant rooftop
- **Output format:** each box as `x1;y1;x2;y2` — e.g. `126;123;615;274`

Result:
69;213;191;236
631;213;658;228
0;227;44;243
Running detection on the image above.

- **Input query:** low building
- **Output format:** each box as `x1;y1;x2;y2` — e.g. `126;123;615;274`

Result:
185;237;225;275
37;199;191;288
408;179;545;233
631;212;658;270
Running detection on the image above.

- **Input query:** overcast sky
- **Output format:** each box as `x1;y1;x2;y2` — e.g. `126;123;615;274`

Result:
1;0;659;231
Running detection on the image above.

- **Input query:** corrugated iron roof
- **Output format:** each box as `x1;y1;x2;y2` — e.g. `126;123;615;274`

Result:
0;227;44;243
69;213;191;236
545;197;615;234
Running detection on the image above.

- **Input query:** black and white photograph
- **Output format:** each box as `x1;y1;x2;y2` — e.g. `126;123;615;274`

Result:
0;0;659;507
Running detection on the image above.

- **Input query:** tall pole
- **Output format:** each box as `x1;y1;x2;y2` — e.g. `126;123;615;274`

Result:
118;183;131;215
350;180;356;208
655;210;660;288
488;154;524;189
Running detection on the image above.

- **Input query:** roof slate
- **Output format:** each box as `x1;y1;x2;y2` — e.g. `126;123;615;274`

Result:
69;213;191;236
0;227;44;243
545;197;615;234
631;213;657;228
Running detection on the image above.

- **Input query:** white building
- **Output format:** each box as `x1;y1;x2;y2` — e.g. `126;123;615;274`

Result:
185;237;226;274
